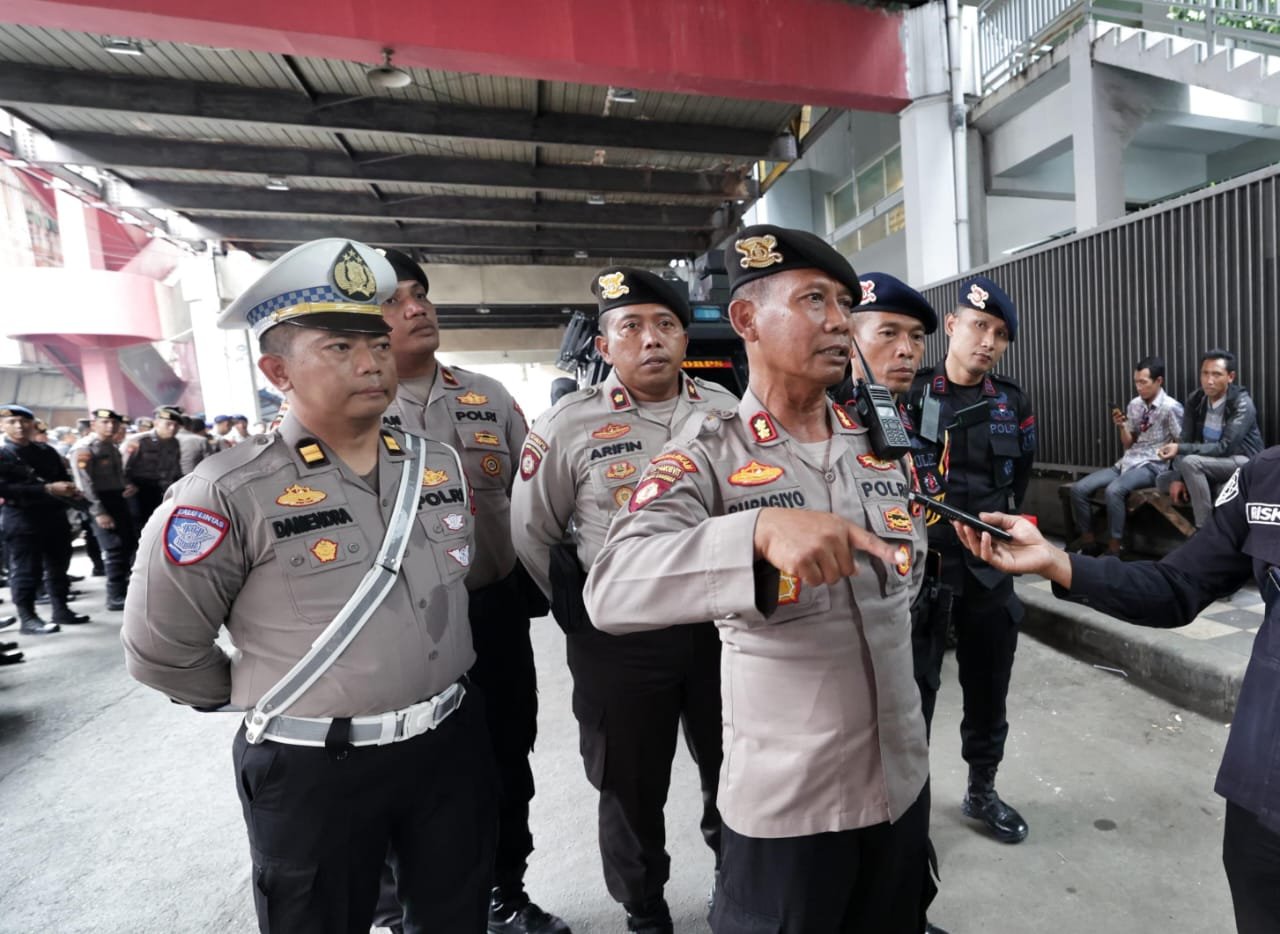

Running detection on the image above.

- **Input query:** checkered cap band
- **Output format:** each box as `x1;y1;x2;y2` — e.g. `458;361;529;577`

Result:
246;285;346;327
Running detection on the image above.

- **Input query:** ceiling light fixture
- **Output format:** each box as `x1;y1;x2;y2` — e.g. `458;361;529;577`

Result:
476;307;492;315
100;37;145;56
606;87;637;104
265;176;290;191
586;193;606;205
366;48;413;90
573;250;589;259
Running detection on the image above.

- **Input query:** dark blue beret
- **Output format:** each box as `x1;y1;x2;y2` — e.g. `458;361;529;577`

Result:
381;247;430;295
726;224;859;297
213;415;231;423
0;404;34;419
856;272;937;334
591;266;690;327
956;275;1018;342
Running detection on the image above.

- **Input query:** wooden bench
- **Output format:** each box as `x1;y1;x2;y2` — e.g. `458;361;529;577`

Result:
1056;481;1197;547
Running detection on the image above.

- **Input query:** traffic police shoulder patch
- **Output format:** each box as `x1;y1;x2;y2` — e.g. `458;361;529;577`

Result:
164;506;230;566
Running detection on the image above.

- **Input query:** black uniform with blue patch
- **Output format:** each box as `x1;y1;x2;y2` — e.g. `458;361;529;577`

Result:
1060;447;1280;930
905;362;1036;762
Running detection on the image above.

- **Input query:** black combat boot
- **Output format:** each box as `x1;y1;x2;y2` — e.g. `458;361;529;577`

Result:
50;592;90;625
17;602;59;635
487;882;571;934
962;765;1028;843
623;896;673;934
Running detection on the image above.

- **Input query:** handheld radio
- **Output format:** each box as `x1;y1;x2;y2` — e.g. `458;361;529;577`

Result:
849;336;912;460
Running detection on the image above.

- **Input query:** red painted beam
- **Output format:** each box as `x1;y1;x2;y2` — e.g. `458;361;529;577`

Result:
4;0;908;111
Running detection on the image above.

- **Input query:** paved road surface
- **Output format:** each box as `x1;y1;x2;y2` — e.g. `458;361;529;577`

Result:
0;558;1235;933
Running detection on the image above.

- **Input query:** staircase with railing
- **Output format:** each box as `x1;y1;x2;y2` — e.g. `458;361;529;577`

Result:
979;0;1280;95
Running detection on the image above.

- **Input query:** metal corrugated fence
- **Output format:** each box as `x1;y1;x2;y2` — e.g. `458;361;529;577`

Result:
919;163;1280;470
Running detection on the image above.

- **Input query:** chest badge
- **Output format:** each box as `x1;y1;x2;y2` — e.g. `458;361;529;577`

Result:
473;431;500;446
480;454;502;477
728;460;784;487
442;513;466;532
857;453;895;472
276;484;328;507
778;572;800;606
447;545;471;567
457;391;488;406
605;461;637;481
592;422;631;440
422;468;449;488
613;486;634;507
310;538;339;564
882;506;914;534
894;545;912;577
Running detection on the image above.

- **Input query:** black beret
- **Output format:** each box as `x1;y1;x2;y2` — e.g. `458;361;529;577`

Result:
591;267;690;327
0;404;34;419
726;224;859;297
90;408;123;421
155;405;184;422
956;275;1018;342
856;272;937;334
381;247;430;295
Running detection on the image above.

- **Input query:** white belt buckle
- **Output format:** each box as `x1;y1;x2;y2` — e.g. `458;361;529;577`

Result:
401;697;441;741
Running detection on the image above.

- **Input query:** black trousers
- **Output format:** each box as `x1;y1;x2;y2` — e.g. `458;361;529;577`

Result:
233;691;498;934
3;511;71;612
91;492;137;603
1223;801;1280;934
913;559;1022;770
128;480;167;532
567;621;722;906
709;785;934;934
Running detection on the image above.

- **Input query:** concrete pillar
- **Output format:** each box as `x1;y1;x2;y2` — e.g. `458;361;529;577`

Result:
54;189;106;270
1070;37;1126;230
900;93;960;285
966;129;990;268
80;346;130;409
187;249;261;420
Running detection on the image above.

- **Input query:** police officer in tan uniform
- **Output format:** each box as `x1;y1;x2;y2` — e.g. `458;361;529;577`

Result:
376;248;566;934
511;267;737;934
122;405;184;529
121;239;497;934
585;226;935;933
69;408;137;611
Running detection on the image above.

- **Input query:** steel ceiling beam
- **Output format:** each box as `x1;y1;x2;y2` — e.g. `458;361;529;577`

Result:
125;182;716;228
38;132;756;201
0;63;792;160
203;218;703;254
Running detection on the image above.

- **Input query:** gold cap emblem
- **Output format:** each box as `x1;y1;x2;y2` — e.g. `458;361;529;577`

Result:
597;272;630;300
734;235;783;270
331;242;377;300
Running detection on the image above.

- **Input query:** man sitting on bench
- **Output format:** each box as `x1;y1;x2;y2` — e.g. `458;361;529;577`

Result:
1157;349;1263;530
1068;356;1183;556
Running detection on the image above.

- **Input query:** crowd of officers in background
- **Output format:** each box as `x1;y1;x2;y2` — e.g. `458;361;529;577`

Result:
0;407;267;663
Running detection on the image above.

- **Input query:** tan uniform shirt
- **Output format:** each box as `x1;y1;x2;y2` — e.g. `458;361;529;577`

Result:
176;430;208;476
583;388;930;839
121;413;476;717
69;436;126;516
510;369;738;597
384;364;526;590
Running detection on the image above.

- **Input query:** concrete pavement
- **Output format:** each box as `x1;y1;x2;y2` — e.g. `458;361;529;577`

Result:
0;554;1238;933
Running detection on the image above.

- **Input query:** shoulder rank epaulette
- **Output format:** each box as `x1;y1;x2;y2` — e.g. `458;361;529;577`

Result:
381;431;405;456
296;438;329;467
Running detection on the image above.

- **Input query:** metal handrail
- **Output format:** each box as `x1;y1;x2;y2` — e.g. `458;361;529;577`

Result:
979;0;1280;94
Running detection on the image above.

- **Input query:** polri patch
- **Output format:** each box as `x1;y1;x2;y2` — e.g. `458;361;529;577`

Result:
605;461;636;480
882;506;914;534
519;442;543;481
628;476;672;513
164;506;230;566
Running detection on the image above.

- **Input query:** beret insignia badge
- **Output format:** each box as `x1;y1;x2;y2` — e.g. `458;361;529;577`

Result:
597;272;630;300
966;283;989;309
860;280;877;304
734;234;784;270
331;242;376;300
